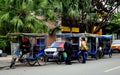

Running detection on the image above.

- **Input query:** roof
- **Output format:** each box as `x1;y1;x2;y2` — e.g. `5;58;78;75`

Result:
7;33;47;37
97;35;112;39
56;33;99;38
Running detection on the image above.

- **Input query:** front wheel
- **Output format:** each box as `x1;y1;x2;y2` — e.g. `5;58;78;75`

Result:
37;55;47;66
10;57;17;68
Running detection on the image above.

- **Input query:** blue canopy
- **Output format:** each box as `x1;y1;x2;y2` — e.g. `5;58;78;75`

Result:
98;35;112;39
56;33;98;38
56;33;72;38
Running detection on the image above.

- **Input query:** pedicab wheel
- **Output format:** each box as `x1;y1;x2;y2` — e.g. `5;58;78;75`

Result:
56;58;62;65
95;52;99;60
77;55;82;63
56;54;62;65
27;58;37;66
98;50;104;59
10;57;17;68
37;55;47;66
109;52;112;58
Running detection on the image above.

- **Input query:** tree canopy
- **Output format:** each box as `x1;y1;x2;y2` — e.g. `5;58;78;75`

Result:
0;0;120;35
0;0;49;35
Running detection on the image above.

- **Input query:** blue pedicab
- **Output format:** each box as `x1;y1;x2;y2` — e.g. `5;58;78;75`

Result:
45;33;82;64
87;36;100;60
98;35;113;58
8;33;47;68
45;40;82;64
79;33;103;60
56;33;87;63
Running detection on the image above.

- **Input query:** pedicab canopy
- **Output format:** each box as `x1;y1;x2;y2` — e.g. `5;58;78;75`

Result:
56;33;99;38
7;33;47;54
97;35;112;39
7;33;47;37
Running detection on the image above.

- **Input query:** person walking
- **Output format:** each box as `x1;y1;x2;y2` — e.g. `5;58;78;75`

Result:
80;38;88;63
64;38;73;65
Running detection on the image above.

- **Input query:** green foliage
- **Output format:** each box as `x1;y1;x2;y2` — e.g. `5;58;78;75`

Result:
111;12;120;24
0;0;49;35
0;0;120;35
0;40;7;50
0;36;8;51
105;11;120;33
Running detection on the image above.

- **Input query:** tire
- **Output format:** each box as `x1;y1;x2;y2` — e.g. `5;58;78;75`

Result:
77;54;82;63
95;52;99;60
98;51;104;59
10;57;17;68
109;51;112;58
56;54;62;65
27;58;37;66
37;55;47;66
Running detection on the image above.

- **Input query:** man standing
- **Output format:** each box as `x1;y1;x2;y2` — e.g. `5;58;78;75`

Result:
64;38;73;65
80;38;88;63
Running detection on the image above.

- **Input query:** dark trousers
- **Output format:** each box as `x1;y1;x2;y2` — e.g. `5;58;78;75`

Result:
65;52;72;64
81;50;87;63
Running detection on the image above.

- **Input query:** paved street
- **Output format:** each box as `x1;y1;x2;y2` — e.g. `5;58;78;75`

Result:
0;55;12;69
0;53;120;75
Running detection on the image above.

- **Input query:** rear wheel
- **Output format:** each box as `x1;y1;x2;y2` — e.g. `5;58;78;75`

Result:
56;54;62;64
109;51;112;58
77;54;82;63
27;59;37;66
95;52;99;60
37;55;47;66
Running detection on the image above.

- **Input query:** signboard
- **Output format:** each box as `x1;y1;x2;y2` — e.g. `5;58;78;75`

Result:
61;26;79;32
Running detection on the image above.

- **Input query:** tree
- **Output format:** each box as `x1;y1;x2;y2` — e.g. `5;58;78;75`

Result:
0;0;120;35
105;11;120;34
53;0;120;34
90;0;120;33
61;0;120;33
0;0;49;35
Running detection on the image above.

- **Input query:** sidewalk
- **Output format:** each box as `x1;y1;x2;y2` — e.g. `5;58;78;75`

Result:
0;55;12;69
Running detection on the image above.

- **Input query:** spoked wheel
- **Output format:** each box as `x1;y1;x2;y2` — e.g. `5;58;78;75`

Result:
37;55;47;66
109;51;112;58
56;54;62;65
95;52;99;60
98;51;104;59
27;58;37;66
10;57;17;68
77;54;82;63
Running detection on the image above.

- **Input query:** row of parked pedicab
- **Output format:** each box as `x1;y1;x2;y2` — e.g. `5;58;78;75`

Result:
7;33;113;68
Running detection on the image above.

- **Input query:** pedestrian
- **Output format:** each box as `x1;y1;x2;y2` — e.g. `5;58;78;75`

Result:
64;37;73;65
80;38;88;63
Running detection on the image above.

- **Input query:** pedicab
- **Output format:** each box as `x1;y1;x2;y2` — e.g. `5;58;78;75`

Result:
45;33;82;64
98;35;113;58
7;33;47;68
84;33;102;60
